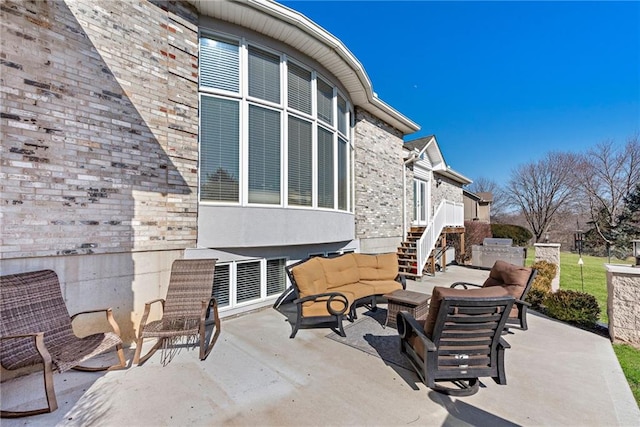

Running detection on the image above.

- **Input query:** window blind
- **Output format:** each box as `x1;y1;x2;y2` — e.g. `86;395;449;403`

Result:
248;46;280;104
317;78;333;125
212;264;230;308
317;126;334;208
236;262;261;303
287;116;312;206
337;95;347;135
200;37;239;93
200;95;240;202
266;258;286;296
287;63;312;114
338;137;348;211
248;105;281;204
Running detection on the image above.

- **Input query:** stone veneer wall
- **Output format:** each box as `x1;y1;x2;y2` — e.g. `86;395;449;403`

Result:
431;173;463;215
606;265;640;346
353;108;405;253
1;0;199;258
0;0;199;341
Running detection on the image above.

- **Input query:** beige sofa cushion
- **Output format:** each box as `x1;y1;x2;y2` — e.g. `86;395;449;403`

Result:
353;253;399;281
318;254;360;289
353;253;379;280
291;257;327;298
359;279;402;295
332;283;375;301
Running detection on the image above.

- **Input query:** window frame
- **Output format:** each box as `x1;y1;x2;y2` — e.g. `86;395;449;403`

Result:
198;31;354;213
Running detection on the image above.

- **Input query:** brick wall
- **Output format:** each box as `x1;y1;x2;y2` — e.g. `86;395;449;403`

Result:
0;0;199;258
353;108;404;248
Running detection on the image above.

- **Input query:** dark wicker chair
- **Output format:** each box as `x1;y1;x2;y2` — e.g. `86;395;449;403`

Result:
133;258;220;365
397;286;515;396
0;269;126;418
450;260;537;330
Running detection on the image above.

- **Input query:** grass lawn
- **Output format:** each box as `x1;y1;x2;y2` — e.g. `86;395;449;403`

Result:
613;344;640;406
526;248;639;406
525;249;632;324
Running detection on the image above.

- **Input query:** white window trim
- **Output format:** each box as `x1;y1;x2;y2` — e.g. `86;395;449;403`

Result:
198;31;355;213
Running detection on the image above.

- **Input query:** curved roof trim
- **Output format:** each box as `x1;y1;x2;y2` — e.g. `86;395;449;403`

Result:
186;0;420;135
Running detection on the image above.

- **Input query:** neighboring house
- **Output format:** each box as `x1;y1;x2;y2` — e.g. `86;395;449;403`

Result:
463;190;493;223
0;0;466;340
401;136;470;276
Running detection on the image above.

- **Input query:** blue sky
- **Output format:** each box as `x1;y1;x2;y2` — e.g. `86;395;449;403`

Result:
280;1;640;185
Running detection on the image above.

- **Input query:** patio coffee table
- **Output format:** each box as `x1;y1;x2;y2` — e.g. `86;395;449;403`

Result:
383;289;430;328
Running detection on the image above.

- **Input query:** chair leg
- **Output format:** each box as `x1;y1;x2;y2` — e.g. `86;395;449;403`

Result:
200;301;221;361
1;336;58;418
132;336;144;365
336;315;346;337
431;379;480;396
1;369;58;418
72;343;127;372
519;306;528;331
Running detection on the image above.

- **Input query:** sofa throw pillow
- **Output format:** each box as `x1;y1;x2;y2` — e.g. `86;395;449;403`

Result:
482;260;532;299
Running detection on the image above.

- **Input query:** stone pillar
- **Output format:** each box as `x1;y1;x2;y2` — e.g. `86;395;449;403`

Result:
534;243;561;292
606;265;640;346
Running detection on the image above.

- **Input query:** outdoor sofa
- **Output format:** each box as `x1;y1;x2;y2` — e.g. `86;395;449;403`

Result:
284;253;406;338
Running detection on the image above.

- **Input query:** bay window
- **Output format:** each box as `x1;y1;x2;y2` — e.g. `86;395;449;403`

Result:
199;34;353;212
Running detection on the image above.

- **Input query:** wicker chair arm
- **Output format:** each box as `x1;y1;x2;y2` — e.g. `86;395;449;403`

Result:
397;311;437;352
293;292;349;316
143;298;166;309
70;307;122;337
0;332;53;365
450;281;482;289
137;298;166;334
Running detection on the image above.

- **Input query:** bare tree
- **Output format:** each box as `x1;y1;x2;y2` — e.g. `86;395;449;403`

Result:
572;136;640;255
467;176;509;221
505;152;577;242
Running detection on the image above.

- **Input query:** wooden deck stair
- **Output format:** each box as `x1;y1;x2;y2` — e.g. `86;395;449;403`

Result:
398;226;465;278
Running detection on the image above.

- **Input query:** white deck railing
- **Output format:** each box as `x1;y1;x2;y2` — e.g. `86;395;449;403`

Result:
416;200;464;275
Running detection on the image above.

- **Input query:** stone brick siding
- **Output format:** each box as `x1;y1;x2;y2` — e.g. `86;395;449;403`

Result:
353;108;405;241
432;174;462;215
1;0;199;258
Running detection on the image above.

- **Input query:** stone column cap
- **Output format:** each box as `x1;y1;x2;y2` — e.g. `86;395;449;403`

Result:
534;243;561;248
605;264;640;275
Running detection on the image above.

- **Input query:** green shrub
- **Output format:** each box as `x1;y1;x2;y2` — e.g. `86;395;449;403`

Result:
525;260;557;309
544;290;601;328
526;288;548;310
490;224;533;246
531;261;558;282
454;220;492;263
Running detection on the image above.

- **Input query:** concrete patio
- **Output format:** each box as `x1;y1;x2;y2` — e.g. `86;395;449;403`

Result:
2;265;638;426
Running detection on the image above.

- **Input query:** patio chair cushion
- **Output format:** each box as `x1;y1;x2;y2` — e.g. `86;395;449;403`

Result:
318;254;360;289
482;260;532;298
291;257;328;298
423;286;510;339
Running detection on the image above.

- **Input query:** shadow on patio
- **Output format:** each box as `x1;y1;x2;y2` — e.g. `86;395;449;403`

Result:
2;266;638;426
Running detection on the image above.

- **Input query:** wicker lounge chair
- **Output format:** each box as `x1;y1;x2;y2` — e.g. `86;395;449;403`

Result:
0;269;126;418
450;260;538;330
133;258;220;365
398;286;514;396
